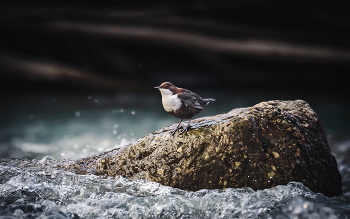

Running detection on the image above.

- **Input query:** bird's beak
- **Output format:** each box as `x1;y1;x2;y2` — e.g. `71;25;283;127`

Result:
154;86;160;89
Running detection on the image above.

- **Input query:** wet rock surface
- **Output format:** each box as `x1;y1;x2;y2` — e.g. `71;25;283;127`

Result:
81;100;342;197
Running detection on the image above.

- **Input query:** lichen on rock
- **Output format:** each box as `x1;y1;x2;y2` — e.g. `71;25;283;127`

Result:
81;100;342;197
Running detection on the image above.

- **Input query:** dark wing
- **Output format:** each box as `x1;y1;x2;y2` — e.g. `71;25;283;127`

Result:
178;91;205;110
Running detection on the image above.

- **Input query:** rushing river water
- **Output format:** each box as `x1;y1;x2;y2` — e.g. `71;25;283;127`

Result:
1;91;349;218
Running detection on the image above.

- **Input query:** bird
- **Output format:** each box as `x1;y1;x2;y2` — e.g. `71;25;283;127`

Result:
154;82;215;135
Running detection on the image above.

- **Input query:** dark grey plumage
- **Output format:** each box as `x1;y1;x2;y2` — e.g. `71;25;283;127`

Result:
178;91;214;110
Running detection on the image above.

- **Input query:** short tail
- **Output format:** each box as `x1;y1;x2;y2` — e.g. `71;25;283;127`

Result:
203;98;216;104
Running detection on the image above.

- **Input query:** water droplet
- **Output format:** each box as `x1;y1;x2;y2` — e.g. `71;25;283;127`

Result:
88;96;91;99
75;111;80;117
114;124;119;128
61;153;65;156
113;130;117;134
131;111;135;115
120;109;124;113
95;99;99;103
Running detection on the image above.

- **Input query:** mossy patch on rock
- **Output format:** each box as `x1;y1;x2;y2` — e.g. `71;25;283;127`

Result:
74;100;342;197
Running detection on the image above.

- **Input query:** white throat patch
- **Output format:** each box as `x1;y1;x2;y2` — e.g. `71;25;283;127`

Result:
159;88;182;112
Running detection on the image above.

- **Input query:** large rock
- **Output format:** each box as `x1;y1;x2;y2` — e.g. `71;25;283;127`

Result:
81;100;342;197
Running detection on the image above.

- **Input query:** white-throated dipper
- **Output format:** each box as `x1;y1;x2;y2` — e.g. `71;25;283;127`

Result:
155;82;215;135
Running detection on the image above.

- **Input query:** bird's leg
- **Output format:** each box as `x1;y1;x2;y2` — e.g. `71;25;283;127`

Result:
179;118;192;135
171;119;183;136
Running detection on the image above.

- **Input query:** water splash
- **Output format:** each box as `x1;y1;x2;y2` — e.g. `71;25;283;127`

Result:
1;159;349;219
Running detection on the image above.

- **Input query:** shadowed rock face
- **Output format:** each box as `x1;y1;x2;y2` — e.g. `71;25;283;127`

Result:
88;100;342;197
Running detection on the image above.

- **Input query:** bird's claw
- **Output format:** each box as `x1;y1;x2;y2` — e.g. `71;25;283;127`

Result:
179;126;190;135
171;127;181;136
170;119;192;136
171;126;187;136
178;128;187;135
171;129;177;136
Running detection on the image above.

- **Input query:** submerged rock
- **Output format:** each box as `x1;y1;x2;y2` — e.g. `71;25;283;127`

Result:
84;100;342;197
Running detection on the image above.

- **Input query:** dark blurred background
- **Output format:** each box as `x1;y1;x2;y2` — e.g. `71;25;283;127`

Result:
0;0;349;159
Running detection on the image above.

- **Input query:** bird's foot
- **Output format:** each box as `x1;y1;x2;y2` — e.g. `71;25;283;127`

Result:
171;119;184;136
179;125;191;135
171;127;180;136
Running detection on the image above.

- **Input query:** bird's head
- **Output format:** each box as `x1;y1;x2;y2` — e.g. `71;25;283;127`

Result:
154;82;177;96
